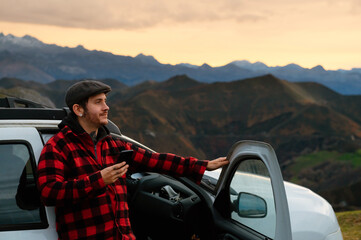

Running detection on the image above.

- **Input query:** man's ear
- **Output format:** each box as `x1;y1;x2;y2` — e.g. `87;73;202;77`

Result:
73;104;84;117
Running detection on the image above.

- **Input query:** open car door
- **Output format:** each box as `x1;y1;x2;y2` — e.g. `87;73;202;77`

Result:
127;140;292;240
212;140;292;240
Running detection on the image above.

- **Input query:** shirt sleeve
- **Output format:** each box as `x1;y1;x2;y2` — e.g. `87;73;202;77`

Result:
37;142;106;206
124;143;208;184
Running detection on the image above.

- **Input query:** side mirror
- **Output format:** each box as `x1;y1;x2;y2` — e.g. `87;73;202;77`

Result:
236;192;267;218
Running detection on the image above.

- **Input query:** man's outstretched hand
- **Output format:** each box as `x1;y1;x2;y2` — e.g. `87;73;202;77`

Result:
206;157;229;171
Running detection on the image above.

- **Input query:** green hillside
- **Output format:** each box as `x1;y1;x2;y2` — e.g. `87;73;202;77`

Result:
284;150;361;209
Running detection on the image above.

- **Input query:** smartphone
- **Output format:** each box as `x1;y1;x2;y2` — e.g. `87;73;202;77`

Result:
119;150;134;165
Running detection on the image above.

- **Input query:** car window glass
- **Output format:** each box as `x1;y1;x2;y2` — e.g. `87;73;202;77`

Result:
0;143;44;229
41;133;55;144
229;159;276;239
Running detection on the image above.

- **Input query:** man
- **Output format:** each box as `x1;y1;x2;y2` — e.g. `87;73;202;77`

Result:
37;80;228;240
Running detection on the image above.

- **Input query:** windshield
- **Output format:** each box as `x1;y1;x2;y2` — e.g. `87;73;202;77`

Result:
201;169;222;189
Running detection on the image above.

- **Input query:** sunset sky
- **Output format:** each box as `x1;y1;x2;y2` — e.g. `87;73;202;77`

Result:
0;0;360;70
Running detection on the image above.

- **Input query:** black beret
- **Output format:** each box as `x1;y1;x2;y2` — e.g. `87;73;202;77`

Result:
65;80;111;109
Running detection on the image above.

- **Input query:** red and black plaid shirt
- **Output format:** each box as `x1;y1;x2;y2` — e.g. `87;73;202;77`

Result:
37;115;208;240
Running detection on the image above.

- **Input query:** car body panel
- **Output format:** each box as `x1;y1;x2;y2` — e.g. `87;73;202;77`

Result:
285;181;342;240
0;127;57;239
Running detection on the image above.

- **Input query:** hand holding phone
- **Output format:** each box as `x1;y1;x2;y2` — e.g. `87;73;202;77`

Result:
119;150;134;165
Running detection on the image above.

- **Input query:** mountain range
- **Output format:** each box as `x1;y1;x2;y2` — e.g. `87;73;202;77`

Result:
1;74;361;209
1;33;361;95
2;74;360;160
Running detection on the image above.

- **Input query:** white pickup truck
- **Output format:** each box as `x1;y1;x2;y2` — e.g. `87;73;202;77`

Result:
0;97;343;240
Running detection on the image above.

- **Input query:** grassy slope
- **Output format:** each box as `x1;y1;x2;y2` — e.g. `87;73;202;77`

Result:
285;150;361;210
336;210;361;240
289;150;361;182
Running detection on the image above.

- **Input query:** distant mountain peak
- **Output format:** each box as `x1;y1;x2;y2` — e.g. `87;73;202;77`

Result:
200;63;212;69
311;65;326;72
135;53;148;58
263;73;279;80
284;63;303;70
176;63;199;69
0;33;44;48
248;74;284;85
233;60;251;65
76;44;85;49
135;53;160;65
166;74;198;83
159;75;201;91
23;34;39;41
231;60;269;71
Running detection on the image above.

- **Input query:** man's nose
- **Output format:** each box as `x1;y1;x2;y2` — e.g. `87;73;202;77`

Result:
103;102;109;110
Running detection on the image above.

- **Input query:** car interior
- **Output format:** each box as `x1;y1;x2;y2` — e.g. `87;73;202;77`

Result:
126;171;216;240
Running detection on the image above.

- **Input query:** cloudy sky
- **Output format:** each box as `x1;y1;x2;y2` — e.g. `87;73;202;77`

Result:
0;0;360;70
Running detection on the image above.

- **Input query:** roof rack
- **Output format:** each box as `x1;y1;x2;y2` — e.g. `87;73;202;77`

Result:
0;108;69;120
0;97;68;120
0;97;47;108
0;97;121;135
